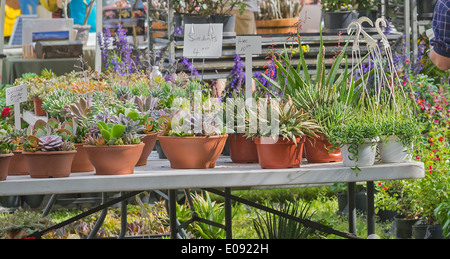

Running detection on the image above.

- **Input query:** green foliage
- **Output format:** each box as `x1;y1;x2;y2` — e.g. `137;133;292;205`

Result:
252;199;319;239
435;201;450;238
0;208;51;238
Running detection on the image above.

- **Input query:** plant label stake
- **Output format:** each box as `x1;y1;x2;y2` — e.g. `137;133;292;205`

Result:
236;36;262;101
5;84;27;129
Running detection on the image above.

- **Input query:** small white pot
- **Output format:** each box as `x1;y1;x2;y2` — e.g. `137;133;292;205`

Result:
341;142;377;167
378;137;412;163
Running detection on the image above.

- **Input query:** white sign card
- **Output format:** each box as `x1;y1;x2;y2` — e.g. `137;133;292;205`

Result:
5;84;28;129
236;36;262;55
183;24;223;58
235;36;262;100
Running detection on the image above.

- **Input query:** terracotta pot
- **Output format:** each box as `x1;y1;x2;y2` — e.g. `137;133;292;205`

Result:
23;150;76;178
84;144;144;175
304;134;342;163
0;153;14;181
254;136;305;169
8;150;28;175
32;97;46;116
158;135;228;169
228;134;258;163
255;18;298;34
136;132;158;166
71;143;94;172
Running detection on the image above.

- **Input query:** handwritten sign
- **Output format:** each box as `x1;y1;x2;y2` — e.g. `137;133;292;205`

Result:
183;24;223;58
6;84;27;106
5;84;27;129
236;36;262;55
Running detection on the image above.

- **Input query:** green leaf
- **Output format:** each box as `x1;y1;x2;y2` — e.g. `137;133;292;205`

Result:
111;124;126;139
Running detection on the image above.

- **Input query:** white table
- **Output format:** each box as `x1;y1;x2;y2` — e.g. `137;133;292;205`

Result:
0;155;425;239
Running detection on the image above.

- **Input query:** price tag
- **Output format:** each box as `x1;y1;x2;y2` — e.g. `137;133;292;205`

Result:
183;24;223;58
236;36;262;55
5;84;28;129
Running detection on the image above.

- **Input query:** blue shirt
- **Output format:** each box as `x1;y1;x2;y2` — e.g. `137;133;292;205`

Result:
432;0;450;57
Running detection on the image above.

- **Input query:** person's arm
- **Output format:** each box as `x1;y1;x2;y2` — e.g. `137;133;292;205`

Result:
430;47;450;70
429;0;450;70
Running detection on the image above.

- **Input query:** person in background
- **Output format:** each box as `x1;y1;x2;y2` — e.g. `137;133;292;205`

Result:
429;0;450;70
231;0;258;35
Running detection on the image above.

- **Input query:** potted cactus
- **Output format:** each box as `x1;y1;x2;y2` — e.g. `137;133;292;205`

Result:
22;119;76;178
83;113;144;175
248;98;321;169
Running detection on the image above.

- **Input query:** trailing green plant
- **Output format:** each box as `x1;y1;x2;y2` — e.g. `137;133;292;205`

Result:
327;106;380;173
252;199;319;239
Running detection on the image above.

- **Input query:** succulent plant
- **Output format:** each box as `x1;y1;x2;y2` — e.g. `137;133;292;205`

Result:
23;119;75;152
0;129;17;154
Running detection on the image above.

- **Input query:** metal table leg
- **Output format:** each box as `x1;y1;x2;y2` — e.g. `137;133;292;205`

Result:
366;181;375;236
224;188;232;239
168;189;178;239
348;182;357;235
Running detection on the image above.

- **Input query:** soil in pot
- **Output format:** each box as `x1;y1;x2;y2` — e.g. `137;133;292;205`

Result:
8;150;28;175
228;134;258;163
158;135;227;169
254;136;305;169
0;153;14;181
71;143;94;172
136;133;158;166
23;150;76;178
84;144;144;175
304;134;342;163
394;215;420;239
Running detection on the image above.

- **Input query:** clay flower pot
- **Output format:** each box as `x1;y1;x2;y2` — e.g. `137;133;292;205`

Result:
32;97;46;116
254;136;305;169
23;150;76;178
304;134;342;163
0;153;14;181
8;150;28;175
84;144;144;175
136;132;158;166
71;143;94;172
228;134;258;163
158;135;228;169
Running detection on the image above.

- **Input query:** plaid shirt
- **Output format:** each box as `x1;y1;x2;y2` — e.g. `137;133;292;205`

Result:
432;0;450;57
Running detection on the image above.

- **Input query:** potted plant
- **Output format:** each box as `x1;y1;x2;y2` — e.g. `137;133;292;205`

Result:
124;96;169;166
83;113;144;175
255;31;365;163
7;127;28;176
321;0;355;30
158;96;228;169
378;113;420;163
327;107;380;173
255;0;304;34
249;98;321;169
0;129;16;181
22;119;76;178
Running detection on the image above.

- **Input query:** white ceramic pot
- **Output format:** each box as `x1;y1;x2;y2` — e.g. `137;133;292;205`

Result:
378;137;412;163
341;142;377;167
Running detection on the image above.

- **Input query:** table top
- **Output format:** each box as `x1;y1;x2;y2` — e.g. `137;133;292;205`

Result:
0;152;425;196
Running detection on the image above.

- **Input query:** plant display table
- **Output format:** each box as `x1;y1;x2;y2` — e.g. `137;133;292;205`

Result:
0;155;424;239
